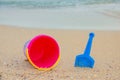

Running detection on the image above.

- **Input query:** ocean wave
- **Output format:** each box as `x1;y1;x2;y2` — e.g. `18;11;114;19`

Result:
0;0;120;8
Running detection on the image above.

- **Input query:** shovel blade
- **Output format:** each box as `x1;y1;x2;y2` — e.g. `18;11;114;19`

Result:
74;54;95;68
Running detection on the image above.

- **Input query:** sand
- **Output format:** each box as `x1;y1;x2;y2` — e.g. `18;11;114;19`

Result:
0;25;120;80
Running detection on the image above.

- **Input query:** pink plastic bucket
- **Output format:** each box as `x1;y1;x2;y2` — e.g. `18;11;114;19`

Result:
24;34;60;70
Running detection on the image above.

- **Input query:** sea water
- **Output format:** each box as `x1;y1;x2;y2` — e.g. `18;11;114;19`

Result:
0;0;120;30
0;0;120;8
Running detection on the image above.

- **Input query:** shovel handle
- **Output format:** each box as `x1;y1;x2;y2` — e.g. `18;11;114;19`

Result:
84;32;95;56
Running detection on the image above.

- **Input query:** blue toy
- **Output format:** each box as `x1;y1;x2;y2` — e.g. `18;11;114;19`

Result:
74;32;95;68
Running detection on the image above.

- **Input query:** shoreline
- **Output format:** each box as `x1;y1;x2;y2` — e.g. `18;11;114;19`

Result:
0;3;120;30
1;24;120;31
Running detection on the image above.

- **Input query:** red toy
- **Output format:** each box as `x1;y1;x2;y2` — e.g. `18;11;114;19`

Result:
24;34;60;70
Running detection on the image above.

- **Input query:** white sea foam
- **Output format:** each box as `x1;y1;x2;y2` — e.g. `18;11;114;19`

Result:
0;3;120;30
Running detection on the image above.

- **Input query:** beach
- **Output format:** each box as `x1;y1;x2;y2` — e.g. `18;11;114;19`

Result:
0;25;120;80
0;1;120;79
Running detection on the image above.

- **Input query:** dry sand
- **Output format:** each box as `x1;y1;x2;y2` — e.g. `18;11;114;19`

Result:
0;25;120;80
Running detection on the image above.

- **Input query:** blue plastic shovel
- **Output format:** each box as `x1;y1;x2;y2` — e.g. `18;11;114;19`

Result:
74;32;95;68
